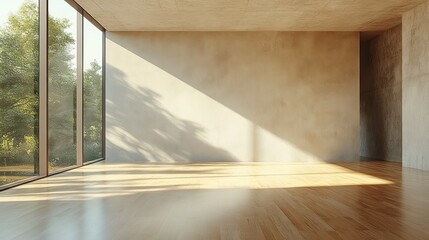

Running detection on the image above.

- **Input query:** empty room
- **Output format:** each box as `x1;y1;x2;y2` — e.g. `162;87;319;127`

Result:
1;0;429;239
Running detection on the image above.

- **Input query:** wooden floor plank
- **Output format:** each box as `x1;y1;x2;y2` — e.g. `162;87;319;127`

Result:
0;161;428;240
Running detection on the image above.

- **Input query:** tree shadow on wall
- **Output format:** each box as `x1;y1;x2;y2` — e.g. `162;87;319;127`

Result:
106;65;237;163
107;32;360;162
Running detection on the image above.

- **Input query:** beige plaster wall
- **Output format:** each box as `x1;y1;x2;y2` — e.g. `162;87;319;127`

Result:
360;25;402;162
403;2;429;170
106;32;359;163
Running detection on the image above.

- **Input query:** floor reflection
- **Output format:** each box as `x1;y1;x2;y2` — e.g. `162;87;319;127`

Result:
0;161;428;240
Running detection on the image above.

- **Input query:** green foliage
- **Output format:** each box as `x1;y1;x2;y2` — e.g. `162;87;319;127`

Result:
84;61;103;161
0;1;103;170
0;1;39;167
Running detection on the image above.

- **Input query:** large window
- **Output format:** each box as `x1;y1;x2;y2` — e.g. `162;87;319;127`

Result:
48;0;78;172
0;0;105;189
0;0;39;186
83;18;103;162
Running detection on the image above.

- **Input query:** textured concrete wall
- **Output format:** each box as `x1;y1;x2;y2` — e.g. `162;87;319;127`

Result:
106;32;359;163
360;25;402;162
403;2;429;170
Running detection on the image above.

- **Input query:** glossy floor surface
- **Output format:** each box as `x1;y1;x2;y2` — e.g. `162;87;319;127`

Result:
0;161;428;240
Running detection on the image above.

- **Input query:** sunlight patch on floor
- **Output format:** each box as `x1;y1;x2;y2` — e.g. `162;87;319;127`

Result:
0;162;393;202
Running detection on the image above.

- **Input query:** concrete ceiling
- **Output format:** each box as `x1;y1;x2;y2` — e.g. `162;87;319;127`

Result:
75;0;426;31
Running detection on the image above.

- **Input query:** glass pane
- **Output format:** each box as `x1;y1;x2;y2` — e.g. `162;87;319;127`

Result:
83;18;103;162
0;0;39;186
48;0;78;172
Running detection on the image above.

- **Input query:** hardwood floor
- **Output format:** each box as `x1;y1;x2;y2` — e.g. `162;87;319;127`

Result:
0;161;428;240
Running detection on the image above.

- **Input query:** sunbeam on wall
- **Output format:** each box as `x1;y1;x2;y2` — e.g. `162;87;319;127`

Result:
106;32;359;163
